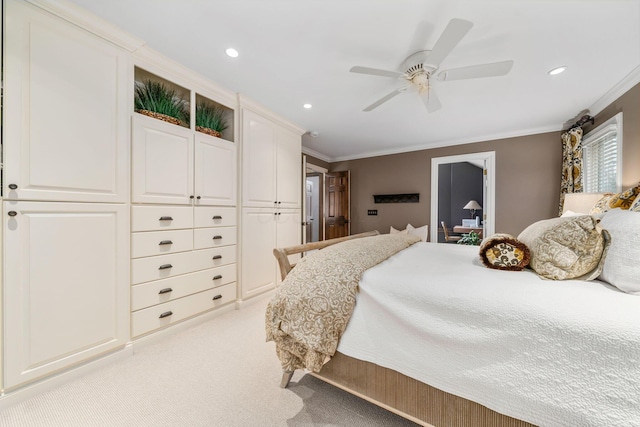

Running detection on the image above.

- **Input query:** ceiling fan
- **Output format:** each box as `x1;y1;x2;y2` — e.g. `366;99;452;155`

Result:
350;18;514;113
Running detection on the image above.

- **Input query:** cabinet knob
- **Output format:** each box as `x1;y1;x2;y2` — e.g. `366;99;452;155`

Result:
212;215;222;220
159;264;173;270
159;311;173;319
190;195;195;199
212;295;223;301
8;184;18;190
158;288;173;294
196;196;201;200
159;240;173;246
278;201;282;205
8;211;17;217
212;235;223;240
159;216;173;221
213;275;223;280
212;255;222;260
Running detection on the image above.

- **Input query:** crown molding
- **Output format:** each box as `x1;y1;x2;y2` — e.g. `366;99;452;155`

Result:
25;0;145;52
237;94;306;135
327;124;561;162
301;146;331;163
589;65;640;116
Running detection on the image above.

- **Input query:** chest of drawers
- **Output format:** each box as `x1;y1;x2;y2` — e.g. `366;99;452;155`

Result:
131;205;237;337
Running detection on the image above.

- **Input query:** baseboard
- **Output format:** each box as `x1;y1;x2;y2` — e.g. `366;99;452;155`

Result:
0;343;134;410
235;289;275;309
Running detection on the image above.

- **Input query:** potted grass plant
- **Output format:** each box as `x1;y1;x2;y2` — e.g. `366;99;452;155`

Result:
195;102;229;138
134;80;189;126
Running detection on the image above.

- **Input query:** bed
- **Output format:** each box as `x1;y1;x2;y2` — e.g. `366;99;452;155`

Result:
266;208;640;427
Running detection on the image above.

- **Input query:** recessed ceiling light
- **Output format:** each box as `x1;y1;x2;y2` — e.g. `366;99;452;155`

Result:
225;48;239;58
548;66;567;76
303;104;312;109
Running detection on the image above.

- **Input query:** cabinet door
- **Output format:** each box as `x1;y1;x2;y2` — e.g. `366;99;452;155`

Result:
132;115;194;205
242;110;277;207
3;201;129;389
240;208;277;299
3;0;128;203
276;209;302;284
194;134;237;206
276;128;302;209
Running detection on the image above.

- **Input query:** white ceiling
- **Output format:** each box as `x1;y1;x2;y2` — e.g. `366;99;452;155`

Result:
66;0;640;162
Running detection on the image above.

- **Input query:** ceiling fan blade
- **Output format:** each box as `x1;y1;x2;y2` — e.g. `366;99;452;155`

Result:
363;87;408;112
350;66;404;79
424;18;473;69
421;88;442;113
437;60;514;81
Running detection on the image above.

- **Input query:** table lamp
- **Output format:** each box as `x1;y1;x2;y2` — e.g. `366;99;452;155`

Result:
463;200;482;218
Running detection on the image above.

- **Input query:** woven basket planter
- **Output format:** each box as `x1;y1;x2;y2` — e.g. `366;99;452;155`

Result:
196;126;222;138
136;109;186;127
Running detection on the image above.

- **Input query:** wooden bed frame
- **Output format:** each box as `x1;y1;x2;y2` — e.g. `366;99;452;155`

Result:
273;232;535;427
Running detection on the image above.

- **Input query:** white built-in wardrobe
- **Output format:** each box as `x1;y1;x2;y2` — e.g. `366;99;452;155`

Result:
1;0;304;397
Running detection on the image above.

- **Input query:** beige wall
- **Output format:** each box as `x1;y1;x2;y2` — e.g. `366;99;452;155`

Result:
331;131;561;237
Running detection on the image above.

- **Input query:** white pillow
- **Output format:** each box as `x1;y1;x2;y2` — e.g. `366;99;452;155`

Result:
407;223;428;242
390;225;408;235
598;209;640;294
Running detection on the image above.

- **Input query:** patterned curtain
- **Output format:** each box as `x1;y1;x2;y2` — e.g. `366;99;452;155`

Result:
558;127;584;215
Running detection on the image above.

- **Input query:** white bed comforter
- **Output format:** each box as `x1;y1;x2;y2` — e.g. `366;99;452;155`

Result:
337;242;640;427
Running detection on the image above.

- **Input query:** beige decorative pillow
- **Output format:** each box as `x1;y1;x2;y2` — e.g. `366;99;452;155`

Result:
608;182;640;210
630;194;640;212
589;193;614;214
479;233;530;271
407;223;428;242
517;216;610;280
389;226;408;235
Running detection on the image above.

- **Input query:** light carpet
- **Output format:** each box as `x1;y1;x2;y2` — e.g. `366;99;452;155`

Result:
0;296;419;426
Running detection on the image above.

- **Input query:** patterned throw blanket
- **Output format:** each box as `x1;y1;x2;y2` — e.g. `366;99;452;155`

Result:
265;233;420;372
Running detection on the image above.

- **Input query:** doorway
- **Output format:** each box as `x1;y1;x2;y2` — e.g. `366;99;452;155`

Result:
325;171;350;239
430;152;495;242
305;173;322;243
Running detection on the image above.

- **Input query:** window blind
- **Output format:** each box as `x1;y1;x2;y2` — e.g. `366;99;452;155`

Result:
583;125;618;193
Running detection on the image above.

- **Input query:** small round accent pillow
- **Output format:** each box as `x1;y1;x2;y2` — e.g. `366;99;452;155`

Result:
479;233;531;271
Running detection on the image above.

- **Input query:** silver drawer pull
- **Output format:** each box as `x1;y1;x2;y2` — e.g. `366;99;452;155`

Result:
159;240;173;246
213;275;223;280
212;295;222;301
159;311;173;319
159;264;173;270
212;235;223;240
212;255;222;260
158;288;173;294
159;216;173;221
212;215;222;220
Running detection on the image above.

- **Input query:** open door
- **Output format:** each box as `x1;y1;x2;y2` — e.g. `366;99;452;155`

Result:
324;171;350;239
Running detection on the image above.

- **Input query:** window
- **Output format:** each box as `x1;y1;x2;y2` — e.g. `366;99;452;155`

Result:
582;112;622;193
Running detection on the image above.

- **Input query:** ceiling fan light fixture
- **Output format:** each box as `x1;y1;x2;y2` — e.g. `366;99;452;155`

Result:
548;66;567;76
225;48;239;58
303;103;312;109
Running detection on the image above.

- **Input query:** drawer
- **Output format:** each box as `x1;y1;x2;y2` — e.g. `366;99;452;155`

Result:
132;264;237;311
194;206;237;228
132;205;193;232
131;246;237;284
131;229;194;258
193;226;237;250
132;283;236;337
